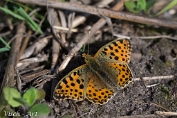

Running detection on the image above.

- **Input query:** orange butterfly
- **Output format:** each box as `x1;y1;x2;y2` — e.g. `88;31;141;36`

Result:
53;38;133;104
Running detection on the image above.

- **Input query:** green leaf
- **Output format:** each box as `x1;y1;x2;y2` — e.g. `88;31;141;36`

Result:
23;87;37;107
13;97;28;105
0;37;11;52
137;0;146;11
0;6;25;20
17;7;43;34
81;44;86;53
5;0;44;20
29;103;50;116
0;37;11;48
146;0;156;13
36;89;46;100
125;0;155;14
156;0;177;16
0;5;43;34
0;47;10;53
125;1;139;14
3;87;22;107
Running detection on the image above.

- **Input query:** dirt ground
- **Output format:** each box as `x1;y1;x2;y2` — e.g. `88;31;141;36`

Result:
48;22;177;118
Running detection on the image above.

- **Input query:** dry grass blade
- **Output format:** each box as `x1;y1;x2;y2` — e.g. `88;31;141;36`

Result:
17;54;48;70
20;35;52;60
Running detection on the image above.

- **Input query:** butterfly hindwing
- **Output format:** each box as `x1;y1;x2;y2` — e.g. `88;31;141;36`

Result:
85;72;115;104
108;63;133;88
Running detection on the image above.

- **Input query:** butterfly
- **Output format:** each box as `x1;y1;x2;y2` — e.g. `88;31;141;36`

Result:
53;38;133;105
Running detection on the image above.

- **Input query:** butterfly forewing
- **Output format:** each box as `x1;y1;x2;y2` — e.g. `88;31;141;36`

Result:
54;65;87;101
94;39;131;63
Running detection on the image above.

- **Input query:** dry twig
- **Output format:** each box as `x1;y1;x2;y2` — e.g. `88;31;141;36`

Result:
134;75;174;82
14;0;177;29
0;23;25;104
131;35;177;41
118;114;159;118
155;111;177;116
17;30;32;63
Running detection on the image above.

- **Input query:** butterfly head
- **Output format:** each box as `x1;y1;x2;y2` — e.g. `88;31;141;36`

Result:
82;53;94;64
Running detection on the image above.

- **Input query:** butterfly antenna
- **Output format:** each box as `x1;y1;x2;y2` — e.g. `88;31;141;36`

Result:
87;28;91;54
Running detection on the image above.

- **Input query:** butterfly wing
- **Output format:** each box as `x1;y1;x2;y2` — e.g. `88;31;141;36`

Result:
85;72;115;105
94;38;133;88
94;38;131;63
108;63;133;88
53;65;87;101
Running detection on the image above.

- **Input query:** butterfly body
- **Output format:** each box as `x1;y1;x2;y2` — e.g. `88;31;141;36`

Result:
83;54;120;90
54;38;133;104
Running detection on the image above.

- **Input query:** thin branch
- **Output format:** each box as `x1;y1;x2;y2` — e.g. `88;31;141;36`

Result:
155;111;177;116
0;23;25;105
133;101;170;112
133;75;174;81
131;35;177;41
14;0;177;29
118;114;158;118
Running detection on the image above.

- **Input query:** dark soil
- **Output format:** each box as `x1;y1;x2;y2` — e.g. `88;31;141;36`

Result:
49;24;177;118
